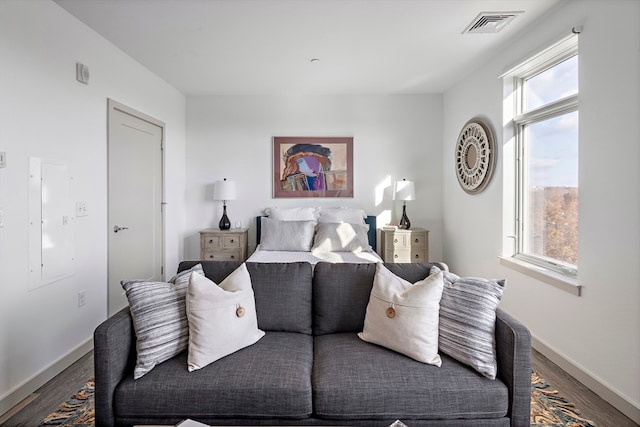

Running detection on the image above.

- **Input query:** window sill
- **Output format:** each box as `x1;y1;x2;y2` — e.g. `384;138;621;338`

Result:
499;256;581;296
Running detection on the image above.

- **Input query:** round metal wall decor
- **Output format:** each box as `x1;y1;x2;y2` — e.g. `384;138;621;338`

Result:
455;118;495;194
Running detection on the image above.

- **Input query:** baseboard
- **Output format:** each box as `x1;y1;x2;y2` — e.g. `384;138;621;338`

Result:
0;338;93;418
533;336;640;424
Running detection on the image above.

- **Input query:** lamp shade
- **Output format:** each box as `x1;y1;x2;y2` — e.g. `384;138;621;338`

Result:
213;179;236;201
394;180;416;201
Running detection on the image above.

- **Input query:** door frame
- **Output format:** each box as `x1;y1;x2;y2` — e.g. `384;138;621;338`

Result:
107;99;166;314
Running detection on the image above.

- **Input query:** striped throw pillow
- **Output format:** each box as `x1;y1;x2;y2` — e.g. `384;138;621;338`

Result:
431;266;505;379
122;263;204;379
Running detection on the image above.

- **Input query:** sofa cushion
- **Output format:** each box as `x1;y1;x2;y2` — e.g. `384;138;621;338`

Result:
313;333;509;421
121;263;204;379
178;261;313;334
313;263;375;335
431;266;506;380
358;264;444;366
186;265;265;371
313;262;448;335
115;332;313;420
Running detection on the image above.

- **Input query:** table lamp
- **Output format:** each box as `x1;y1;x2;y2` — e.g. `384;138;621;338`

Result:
213;178;236;230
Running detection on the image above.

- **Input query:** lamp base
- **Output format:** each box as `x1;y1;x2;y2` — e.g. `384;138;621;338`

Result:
219;205;231;230
398;203;411;230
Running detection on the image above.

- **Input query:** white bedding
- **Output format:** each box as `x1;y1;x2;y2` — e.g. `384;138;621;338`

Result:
247;245;383;265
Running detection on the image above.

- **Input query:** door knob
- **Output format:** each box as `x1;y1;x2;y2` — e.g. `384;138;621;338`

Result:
113;225;129;233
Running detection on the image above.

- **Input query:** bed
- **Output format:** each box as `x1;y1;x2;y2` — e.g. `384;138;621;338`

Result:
247;207;383;265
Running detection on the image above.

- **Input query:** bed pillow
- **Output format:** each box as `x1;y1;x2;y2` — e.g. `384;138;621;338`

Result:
186;263;265;371
121;263;204;379
430;266;505;379
265;206;319;221
318;207;366;224
318;207;366;223
312;222;371;252
358;263;444;366
259;217;316;251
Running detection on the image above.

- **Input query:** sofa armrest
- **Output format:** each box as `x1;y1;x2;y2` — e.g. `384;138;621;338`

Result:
94;307;135;427
495;308;531;427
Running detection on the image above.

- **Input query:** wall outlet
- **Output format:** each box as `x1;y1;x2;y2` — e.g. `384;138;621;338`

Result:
78;290;86;307
76;201;88;217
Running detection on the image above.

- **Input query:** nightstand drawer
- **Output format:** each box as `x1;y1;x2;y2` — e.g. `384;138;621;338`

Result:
385;249;427;263
389;234;408;248
408;232;428;248
202;251;242;261
223;235;241;248
203;235;221;249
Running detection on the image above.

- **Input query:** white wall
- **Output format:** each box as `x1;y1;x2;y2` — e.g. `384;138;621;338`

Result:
443;0;640;420
0;0;186;413
185;95;443;260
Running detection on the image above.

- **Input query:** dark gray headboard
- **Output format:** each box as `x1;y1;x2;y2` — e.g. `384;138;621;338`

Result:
256;215;377;250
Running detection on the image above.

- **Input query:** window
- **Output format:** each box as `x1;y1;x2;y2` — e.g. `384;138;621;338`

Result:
505;35;579;277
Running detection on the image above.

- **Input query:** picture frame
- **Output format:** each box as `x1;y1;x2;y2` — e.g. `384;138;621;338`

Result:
273;136;353;198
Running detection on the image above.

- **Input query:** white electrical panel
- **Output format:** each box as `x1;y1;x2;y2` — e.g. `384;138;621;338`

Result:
28;158;75;290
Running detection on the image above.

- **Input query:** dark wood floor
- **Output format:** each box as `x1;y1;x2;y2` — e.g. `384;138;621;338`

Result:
0;348;637;426
0;351;94;427
531;349;638;427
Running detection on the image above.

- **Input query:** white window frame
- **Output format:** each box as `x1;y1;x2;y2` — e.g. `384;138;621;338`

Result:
501;34;581;293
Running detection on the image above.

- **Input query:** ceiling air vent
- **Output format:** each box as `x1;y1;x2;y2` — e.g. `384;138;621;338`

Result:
462;11;523;34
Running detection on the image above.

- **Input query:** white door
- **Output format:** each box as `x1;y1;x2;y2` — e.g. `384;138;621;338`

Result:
107;100;164;316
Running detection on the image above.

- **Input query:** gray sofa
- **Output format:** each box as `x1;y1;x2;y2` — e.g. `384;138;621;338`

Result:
94;261;531;427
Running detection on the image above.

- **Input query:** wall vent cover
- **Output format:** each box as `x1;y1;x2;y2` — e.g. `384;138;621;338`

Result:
462;11;523;34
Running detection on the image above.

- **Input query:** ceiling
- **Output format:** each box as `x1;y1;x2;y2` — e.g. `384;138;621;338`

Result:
53;0;562;96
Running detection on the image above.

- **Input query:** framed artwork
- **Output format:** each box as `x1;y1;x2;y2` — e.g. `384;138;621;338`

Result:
273;136;353;198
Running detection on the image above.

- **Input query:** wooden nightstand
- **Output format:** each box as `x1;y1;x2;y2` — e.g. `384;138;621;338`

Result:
199;229;248;262
380;227;429;263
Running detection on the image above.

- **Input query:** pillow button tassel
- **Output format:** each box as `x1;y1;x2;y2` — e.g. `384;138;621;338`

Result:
386;304;396;319
236;304;245;318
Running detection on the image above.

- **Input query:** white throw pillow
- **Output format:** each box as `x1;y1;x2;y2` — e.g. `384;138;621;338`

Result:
430;266;505;379
122;263;204;379
265;206;319;221
318;207;366;224
259;217;317;251
186;263;265;371
358;264;444;366
312;222;370;252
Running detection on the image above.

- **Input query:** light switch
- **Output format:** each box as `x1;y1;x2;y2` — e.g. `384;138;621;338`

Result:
0;151;6;168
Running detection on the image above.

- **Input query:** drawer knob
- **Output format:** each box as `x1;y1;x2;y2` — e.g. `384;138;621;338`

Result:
394;254;398;258
208;239;213;244
415;238;419;243
394;239;399;243
208;254;214;259
230;239;235;244
415;254;419;259
230;255;235;259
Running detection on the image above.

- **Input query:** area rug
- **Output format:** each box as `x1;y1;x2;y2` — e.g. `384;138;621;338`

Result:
38;378;93;426
531;371;596;426
41;373;596;426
